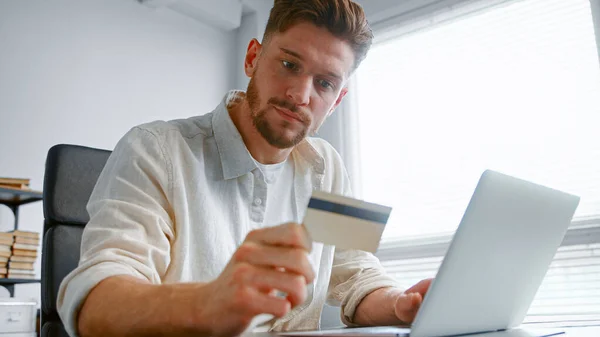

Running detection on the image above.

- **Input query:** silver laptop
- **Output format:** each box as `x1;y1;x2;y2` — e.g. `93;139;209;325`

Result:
280;169;580;337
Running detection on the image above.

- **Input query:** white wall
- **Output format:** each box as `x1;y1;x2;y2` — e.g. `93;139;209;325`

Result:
235;12;258;91
0;0;236;303
592;0;600;65
236;0;272;90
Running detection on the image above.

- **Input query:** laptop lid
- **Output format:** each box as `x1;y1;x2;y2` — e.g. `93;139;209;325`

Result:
410;170;580;337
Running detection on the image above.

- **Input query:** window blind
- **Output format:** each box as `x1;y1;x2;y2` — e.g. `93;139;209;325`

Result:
356;0;600;240
376;224;600;323
357;0;600;323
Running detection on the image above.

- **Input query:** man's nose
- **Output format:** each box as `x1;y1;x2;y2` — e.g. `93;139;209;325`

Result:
286;76;312;106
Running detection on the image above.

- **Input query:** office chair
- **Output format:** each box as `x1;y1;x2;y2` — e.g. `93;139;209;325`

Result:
41;144;111;337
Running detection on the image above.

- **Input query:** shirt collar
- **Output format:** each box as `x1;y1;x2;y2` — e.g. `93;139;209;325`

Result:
212;90;325;180
212;91;257;180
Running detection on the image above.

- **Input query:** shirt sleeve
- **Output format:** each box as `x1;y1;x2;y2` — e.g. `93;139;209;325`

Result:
56;126;175;337
327;249;403;326
323;141;404;326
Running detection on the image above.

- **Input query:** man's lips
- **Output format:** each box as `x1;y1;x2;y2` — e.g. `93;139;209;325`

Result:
272;105;303;123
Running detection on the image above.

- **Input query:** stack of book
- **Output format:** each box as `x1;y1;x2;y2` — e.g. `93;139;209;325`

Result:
0;230;39;279
0;177;32;191
0;232;11;276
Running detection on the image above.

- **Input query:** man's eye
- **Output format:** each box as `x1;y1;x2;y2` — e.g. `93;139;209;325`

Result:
282;60;297;70
318;79;333;90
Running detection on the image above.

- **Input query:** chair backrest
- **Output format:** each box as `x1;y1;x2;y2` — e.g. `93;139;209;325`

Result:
41;144;111;337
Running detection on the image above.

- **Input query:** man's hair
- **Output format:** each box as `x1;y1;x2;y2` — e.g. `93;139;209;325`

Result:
262;0;373;70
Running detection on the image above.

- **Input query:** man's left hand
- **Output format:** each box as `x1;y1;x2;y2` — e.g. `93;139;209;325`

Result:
353;278;434;326
393;278;433;324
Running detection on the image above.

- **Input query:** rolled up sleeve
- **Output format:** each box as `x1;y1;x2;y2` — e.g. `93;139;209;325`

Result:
327;248;403;326
56;126;175;337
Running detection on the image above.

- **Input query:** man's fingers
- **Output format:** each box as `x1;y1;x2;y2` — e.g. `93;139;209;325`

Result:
245;266;308;308
233;242;315;283
245;288;292;318
405;278;433;296
394;292;423;324
246;223;312;252
257;286;279;297
395;278;431;323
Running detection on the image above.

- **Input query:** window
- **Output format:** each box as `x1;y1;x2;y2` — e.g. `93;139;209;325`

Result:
357;0;600;323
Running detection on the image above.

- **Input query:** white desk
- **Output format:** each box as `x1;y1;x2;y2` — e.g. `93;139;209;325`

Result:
243;325;600;337
527;325;600;337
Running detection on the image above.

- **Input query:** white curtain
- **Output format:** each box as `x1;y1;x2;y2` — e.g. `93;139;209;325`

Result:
316;75;363;198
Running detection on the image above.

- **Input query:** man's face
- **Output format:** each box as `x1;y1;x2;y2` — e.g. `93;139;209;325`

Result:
245;22;353;149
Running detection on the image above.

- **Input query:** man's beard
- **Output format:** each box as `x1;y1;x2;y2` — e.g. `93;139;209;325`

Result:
246;74;312;149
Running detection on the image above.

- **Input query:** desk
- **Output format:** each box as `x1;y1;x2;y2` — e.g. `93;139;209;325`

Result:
528;326;600;337
242;326;600;337
554;326;600;336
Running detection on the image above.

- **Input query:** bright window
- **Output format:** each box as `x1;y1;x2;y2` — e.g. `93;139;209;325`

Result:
357;0;600;323
357;0;600;240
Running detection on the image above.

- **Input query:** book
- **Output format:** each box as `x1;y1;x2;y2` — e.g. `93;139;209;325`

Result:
8;262;34;270
12;243;38;251
14;237;39;245
0;183;29;190
10;230;40;239
0;256;8;263
0;267;6;274
11;249;37;257
0;238;13;245
0;185;42;193
7;268;35;275
6;273;36;279
0;232;14;240
9;255;36;263
0;244;11;252
0;251;10;258
0;177;30;185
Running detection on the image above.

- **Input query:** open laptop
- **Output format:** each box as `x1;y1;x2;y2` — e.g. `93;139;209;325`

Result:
280;169;580;337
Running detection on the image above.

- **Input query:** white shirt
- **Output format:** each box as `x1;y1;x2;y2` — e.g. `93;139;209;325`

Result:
254;157;296;228
250;157;296;330
57;91;400;337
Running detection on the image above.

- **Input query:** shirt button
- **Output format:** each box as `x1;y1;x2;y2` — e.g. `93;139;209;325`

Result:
254;198;262;205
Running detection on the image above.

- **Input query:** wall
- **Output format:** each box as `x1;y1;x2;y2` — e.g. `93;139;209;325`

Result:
235;0;272;90
0;0;236;303
592;0;600;65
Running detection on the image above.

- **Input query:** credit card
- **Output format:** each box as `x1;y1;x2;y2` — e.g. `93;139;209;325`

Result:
302;191;392;253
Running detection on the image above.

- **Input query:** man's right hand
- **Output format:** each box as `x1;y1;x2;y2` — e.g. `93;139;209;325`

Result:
194;223;315;336
77;223;314;337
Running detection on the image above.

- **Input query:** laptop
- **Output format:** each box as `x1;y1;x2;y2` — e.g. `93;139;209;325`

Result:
280;169;580;337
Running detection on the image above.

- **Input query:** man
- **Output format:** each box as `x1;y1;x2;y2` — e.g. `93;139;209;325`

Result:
57;0;432;336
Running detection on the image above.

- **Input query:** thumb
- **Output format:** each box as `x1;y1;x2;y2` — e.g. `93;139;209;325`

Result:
394;292;423;324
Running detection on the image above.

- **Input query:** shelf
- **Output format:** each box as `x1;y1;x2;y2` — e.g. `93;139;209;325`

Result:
0;278;40;285
0;187;42;207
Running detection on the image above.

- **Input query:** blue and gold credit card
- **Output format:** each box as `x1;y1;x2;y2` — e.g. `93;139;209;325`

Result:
302;191;392;253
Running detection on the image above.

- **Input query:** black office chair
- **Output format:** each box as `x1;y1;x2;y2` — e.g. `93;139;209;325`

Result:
41;144;111;337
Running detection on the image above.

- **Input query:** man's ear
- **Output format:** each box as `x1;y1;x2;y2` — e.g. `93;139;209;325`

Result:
328;87;349;117
244;38;262;77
